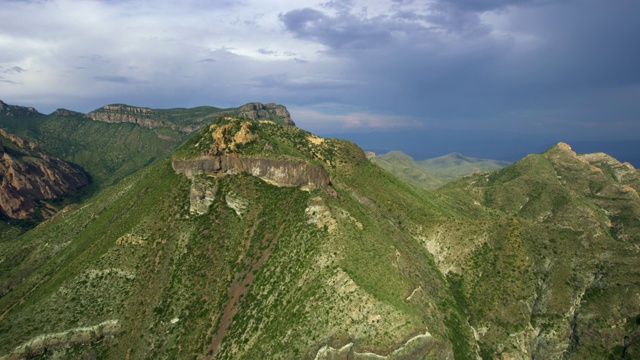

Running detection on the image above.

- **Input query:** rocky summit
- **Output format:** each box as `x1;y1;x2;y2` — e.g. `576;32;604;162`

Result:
0;101;638;360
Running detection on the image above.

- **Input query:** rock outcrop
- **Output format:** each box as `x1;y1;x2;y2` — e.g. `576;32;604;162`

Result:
0;129;90;219
3;320;120;359
236;102;295;126
579;152;638;183
189;177;217;215
86;104;166;129
172;155;330;189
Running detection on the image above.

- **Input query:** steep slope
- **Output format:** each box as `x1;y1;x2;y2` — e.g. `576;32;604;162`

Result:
368;150;509;190
0;117;474;359
431;142;640;359
0;100;294;188
2;105;637;360
0;129;89;221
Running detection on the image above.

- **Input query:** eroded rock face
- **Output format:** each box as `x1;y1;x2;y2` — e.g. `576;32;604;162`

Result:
189;177;217;215
238;102;295;126
0;130;90;219
3;320;120;359
225;191;248;217
172;156;330;189
314;330;444;360
86;104;166;129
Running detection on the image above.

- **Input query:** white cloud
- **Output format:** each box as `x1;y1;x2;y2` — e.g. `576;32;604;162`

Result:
291;107;425;133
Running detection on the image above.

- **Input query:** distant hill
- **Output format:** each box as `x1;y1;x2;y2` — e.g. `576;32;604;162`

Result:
368;150;509;189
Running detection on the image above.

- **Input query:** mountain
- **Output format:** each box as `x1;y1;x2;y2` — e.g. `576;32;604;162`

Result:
0;116;468;359
0;129;89;221
435;142;640;359
368;150;509;189
0;104;638;359
0;100;294;188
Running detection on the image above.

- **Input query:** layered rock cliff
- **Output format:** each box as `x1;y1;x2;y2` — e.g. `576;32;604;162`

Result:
172;155;330;189
86;104;166;129
172;116;329;191
0;129;90;219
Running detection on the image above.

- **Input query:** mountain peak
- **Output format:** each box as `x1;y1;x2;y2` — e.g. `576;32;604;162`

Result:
237;102;295;126
0;100;41;117
172;116;332;191
545;141;579;158
555;141;573;151
52;108;82;117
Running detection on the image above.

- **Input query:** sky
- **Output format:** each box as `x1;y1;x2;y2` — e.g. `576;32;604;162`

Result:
1;0;640;164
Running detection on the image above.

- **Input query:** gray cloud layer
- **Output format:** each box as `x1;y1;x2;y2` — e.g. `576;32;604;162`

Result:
1;0;639;146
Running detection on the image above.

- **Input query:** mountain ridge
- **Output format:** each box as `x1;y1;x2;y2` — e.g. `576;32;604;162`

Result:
0;99;295;189
0;100;638;359
368;150;510;190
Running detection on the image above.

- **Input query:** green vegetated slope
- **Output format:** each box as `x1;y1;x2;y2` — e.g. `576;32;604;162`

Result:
0;117;475;359
433;142;640;359
1;110;639;359
369;150;509;190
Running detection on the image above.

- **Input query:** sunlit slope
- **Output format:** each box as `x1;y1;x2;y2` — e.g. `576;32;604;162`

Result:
432;142;640;359
0;117;476;359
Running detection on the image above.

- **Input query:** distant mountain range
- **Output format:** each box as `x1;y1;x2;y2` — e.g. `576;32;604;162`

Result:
0;100;294;188
368;150;510;189
0;99;639;359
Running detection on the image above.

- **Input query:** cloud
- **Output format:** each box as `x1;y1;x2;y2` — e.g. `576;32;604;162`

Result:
93;75;140;84
0;0;638;151
1;66;26;74
258;48;276;55
292;107;424;133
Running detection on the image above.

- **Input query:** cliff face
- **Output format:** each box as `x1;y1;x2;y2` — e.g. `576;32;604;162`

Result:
172;116;329;191
172;155;330;189
236;103;295;126
86;104;166;129
0;129;90;219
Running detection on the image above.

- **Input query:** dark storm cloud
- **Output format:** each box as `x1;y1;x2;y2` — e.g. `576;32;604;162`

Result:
281;0;640;138
280;7;404;50
447;0;553;12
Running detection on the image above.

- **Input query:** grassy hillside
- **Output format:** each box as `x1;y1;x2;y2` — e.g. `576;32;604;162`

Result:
0;117;475;359
433;143;640;359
